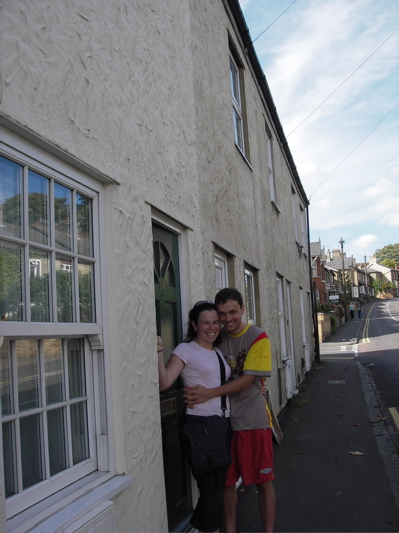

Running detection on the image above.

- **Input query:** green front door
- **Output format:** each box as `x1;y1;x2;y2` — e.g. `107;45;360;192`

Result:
153;224;192;532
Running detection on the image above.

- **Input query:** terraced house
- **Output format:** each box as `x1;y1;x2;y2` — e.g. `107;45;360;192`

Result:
0;1;314;531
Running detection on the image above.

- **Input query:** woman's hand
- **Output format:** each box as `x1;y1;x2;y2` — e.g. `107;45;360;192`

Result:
157;336;164;353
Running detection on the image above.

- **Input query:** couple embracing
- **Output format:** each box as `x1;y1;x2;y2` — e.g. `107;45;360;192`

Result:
158;288;275;533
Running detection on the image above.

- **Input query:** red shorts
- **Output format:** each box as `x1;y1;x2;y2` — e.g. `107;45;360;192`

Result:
225;428;275;486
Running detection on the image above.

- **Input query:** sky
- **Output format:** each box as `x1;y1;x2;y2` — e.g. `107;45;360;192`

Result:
239;0;399;263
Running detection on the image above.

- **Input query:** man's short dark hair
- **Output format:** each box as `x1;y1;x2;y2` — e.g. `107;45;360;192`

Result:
215;288;243;307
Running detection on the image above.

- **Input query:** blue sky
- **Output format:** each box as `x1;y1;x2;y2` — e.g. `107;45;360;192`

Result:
239;0;399;263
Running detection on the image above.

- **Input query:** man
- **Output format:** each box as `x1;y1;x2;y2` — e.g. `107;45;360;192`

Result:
185;288;276;533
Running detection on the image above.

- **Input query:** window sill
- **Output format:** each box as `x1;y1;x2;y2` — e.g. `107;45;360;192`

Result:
235;143;253;171
7;473;132;533
271;200;281;214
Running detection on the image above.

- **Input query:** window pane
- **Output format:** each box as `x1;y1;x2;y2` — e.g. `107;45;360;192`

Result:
56;254;74;322
17;339;40;412
0;340;13;416
233;110;243;149
47;408;67;476
78;261;94;323
68;338;86;399
71;401;89;465
230;58;240;104
44;339;64;405
30;248;51;322
20;414;44;489
0;240;24;321
54;183;72;251
76;193;93;257
245;271;255;322
2;421;17;497
28;170;49;246
0;156;22;239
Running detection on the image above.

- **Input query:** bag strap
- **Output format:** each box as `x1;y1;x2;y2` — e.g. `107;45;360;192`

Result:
214;349;227;417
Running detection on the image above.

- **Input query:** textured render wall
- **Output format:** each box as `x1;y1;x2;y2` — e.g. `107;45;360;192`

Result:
188;0;313;408
0;1;203;532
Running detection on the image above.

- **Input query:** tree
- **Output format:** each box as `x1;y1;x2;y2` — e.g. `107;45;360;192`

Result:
374;243;399;269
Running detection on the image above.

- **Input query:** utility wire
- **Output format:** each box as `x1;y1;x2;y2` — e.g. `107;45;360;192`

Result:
252;1;297;43
345;204;398;242
288;27;399;137
309;102;399;200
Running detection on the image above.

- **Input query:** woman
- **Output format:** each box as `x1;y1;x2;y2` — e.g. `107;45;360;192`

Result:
158;301;231;533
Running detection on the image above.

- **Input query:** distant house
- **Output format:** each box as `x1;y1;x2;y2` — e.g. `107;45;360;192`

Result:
367;262;399;298
0;1;314;531
310;241;337;306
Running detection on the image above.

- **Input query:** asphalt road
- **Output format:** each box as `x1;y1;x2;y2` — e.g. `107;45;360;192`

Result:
358;298;399;418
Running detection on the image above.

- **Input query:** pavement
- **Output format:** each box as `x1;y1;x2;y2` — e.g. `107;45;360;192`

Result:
235;301;399;533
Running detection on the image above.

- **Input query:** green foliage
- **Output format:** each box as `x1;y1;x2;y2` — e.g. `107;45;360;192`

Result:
374;243;399;268
372;279;395;295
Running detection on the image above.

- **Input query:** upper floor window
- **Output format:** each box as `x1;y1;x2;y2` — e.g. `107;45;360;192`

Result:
300;205;307;250
230;55;244;152
0;155;95;324
291;188;299;243
266;128;277;206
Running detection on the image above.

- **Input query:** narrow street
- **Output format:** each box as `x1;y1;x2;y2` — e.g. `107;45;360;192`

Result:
236;299;399;532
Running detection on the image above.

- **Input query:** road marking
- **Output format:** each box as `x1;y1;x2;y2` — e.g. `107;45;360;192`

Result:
322;356;355;360
340;346;347;351
388;407;399;432
387;301;399;321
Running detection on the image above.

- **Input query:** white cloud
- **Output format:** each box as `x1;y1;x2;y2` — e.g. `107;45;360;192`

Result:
240;0;399;259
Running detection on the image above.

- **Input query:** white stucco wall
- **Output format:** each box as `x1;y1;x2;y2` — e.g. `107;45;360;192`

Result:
0;1;204;531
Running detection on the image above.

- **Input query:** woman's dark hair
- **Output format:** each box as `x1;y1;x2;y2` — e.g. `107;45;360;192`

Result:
184;301;221;344
215;288;243;307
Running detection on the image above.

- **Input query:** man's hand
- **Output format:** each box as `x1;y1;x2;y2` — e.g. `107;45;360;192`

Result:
183;385;212;407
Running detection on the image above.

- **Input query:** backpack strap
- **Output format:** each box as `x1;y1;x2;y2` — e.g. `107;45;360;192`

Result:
214;349;227;417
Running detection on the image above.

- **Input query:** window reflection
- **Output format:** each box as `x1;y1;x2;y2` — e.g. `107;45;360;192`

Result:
54;183;72;251
0;156;22;239
28;170;49;246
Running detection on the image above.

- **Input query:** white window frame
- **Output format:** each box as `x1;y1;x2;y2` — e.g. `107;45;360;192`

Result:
244;267;256;325
291;189;299;243
0;130;113;521
266;129;277;206
215;252;229;293
230;55;245;153
300;204;307;249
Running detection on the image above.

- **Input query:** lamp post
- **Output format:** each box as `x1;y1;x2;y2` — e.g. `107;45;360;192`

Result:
339;237;348;321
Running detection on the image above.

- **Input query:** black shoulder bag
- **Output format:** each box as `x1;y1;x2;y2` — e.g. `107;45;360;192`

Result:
181;349;232;476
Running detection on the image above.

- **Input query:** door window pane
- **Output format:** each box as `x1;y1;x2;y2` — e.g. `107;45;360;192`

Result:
76;193;93;257
0;155;22;239
54;183;72;251
17;340;40;412
71;401;89;464
2;421;17;497
0;240;24;321
68;338;86;399
44;339;64;405
30;248;51;322
56;255;74;322
28;170;49;246
47;408;67;476
78;261;94;323
20;414;44;489
1;340;13;416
